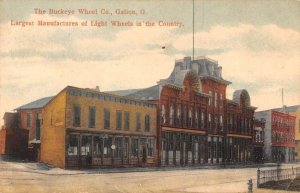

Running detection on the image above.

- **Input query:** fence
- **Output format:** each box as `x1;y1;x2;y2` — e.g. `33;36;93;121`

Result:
257;165;300;188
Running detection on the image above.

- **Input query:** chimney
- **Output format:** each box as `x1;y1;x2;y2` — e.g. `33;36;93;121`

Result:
216;66;222;78
183;56;191;70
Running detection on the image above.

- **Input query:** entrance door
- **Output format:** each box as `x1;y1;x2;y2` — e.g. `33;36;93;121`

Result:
80;135;92;167
142;146;147;164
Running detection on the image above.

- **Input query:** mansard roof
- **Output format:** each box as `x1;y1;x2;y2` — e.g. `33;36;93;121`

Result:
166;56;231;86
158;69;201;91
15;96;54;110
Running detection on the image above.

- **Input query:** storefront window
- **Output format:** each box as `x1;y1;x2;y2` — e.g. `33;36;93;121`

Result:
68;134;78;156
114;137;122;158
93;136;102;157
131;138;138;158
103;137;112;158
81;136;91;156
148;138;155;157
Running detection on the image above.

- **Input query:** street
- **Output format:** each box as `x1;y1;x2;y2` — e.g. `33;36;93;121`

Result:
0;156;296;193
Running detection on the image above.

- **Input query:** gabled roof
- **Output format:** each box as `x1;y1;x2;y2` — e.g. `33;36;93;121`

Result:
15;96;54;110
106;89;142;96
126;85;161;100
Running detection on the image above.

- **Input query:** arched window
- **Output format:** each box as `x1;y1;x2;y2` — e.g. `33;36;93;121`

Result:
183;107;187;127
201;111;205;128
170;105;174;126
177;107;181;127
189;109;192;127
161;105;166;124
195;111;199;128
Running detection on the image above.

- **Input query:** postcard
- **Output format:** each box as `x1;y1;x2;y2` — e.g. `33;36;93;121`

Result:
0;0;299;193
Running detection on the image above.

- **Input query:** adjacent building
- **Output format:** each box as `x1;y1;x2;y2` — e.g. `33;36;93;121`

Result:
255;108;296;163
41;86;157;168
122;56;256;166
14;96;53;160
252;118;265;163
0;112;28;158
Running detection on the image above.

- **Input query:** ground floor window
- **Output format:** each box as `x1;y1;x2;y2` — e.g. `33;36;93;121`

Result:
103;137;112;158
114;137;122;158
68;134;78;156
131;138;138;158
124;138;129;158
147;138;155;157
81;136;91;156
93;136;102;158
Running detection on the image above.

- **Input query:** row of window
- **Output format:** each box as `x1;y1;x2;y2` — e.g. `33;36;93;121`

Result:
161;105;224;130
73;106;151;132
227;114;252;133
208;91;223;107
68;89;156;108
272;132;295;144
68;134;155;159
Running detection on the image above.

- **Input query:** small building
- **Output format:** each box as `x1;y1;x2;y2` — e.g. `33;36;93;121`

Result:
255;109;296;163
14;96;53;161
0;113;28;158
40;86;157;168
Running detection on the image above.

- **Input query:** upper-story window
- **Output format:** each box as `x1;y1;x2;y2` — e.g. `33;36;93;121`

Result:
183;107;187;127
214;114;218;127
220;115;223;131
214;93;218;107
177;108;181;127
201;111;205;128
26;113;31;128
220;94;223;108
124;111;130;130
170;105;174;126
73;105;81;127
136;112;141;131
208;113;211;128
116;110;122;130
195;110;199;128
89;106;96;128
208;91;212;106
188;109;192;127
145;114;150;132
104;108;110;129
161;105;166;124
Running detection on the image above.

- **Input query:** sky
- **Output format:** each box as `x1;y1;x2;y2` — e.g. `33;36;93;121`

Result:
0;0;300;125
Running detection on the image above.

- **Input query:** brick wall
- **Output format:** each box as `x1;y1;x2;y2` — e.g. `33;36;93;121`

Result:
19;109;42;142
0;129;7;154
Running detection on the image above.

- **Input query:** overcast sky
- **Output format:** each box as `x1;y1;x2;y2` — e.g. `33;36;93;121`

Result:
0;0;300;125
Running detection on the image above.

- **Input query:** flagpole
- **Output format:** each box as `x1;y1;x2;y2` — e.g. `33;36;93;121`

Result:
193;0;195;61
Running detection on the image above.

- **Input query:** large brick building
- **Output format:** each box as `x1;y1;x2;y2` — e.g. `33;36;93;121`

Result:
255;108;296;163
121;56;257;165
